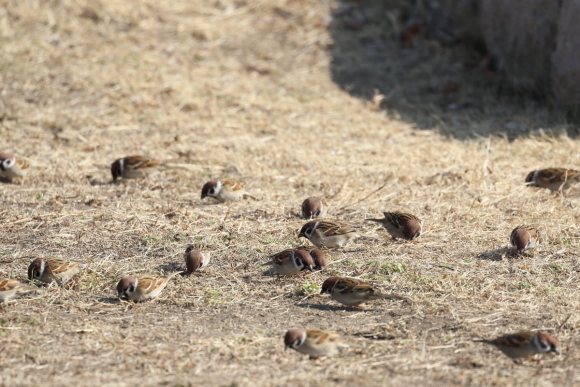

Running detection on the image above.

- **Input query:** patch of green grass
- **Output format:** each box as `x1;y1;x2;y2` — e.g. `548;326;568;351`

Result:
545;264;570;272
143;236;158;244
256;329;277;336
204;290;221;304
380;262;408;275
170;233;188;242
302;282;320;293
260;236;275;244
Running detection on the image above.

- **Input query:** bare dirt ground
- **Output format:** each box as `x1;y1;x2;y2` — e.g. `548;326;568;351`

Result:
1;1;579;386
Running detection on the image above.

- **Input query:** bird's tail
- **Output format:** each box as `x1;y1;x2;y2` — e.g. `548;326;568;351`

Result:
472;338;493;344
355;234;380;242
17;286;40;295
167;271;184;279
374;292;407;301
159;162;204;172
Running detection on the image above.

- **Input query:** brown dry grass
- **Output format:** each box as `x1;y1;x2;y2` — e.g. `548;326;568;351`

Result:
1;1;579;386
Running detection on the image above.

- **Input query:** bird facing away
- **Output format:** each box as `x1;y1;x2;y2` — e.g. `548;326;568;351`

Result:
301;197;327;219
366;212;422;241
183;245;211;274
309;249;327;270
510;225;540;253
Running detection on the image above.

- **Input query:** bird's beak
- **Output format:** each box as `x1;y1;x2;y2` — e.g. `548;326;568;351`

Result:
284;345;289;351
554;347;562;355
308;265;313;271
320;289;325;294
201;193;206;199
298;232;305;238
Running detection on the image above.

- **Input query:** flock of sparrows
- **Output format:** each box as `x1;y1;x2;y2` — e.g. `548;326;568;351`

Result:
1;153;575;362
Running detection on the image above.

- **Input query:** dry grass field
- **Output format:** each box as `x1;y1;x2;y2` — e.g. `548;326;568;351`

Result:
1;0;579;386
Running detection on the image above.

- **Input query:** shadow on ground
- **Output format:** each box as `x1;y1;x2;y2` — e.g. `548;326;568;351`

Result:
475;247;511;261
328;1;578;139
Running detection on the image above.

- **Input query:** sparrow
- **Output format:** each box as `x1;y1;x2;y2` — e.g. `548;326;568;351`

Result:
510;225;540;253
474;331;561;359
201;179;256;202
298;220;362;248
116;272;181;302
0;152;30;180
111;155;160;181
28;257;80;286
320;276;404;307
301;197;327;219
184;245;210;274
0;278;38;304
309;249;327;270
284;329;344;359
267;249;314;276
366;212;422;241
525;168;580;192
